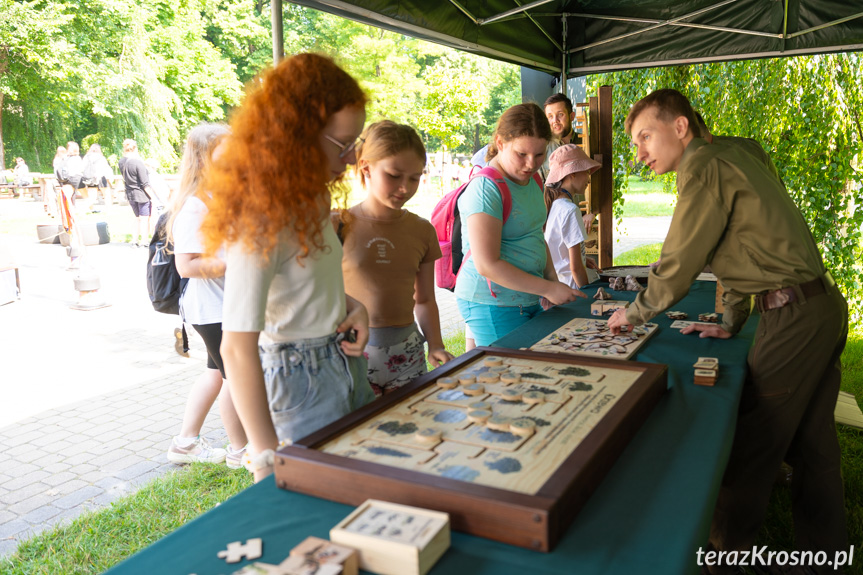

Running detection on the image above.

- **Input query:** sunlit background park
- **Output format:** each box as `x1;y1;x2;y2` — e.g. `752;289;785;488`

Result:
1;0;863;573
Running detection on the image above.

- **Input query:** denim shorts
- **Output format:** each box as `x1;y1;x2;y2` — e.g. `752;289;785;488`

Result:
457;298;544;347
259;333;376;444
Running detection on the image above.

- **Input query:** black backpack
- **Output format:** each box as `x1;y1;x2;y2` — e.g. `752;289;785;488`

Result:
147;212;188;315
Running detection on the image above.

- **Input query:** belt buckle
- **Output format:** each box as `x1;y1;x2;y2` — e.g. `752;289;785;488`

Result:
766;288;792;310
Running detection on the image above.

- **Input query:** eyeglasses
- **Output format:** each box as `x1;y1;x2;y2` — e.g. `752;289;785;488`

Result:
324;134;363;159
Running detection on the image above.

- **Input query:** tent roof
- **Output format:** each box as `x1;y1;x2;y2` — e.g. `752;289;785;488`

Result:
286;0;863;75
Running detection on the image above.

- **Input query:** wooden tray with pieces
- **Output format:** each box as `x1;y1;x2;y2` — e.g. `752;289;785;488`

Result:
274;347;667;552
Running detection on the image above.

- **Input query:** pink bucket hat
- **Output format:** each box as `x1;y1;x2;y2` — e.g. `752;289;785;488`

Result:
545;144;601;185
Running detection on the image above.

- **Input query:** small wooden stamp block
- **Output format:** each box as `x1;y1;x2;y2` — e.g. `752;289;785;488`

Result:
436;377;458;389
509;418;536;437
462;383;485;396
500;372;521;384
468;401;492;411
522;391;546;405
477;373;500;384
467;409;492;423
693;368;718;387
457;374;476;384
415;428;442;444
288;536;358;575
483;357;503;367
486;415;512;431
500;389;522;402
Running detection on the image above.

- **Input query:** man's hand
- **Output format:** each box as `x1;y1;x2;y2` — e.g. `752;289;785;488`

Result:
607;308;630;334
680;323;732;339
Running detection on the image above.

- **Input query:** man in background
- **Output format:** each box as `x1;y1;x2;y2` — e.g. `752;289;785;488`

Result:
119;139;155;247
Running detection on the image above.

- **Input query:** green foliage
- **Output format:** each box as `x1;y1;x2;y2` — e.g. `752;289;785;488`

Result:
614;243;663;266
588;54;863;322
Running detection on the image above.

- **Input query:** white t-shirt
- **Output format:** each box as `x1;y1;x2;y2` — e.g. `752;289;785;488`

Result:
222;217;346;345
544;197;599;289
172;196;225;325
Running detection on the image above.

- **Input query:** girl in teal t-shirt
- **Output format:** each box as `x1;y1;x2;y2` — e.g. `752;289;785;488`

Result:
454;103;586;346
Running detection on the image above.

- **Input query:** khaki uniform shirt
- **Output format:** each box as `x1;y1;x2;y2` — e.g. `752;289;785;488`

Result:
626;138;825;334
712;135;779;180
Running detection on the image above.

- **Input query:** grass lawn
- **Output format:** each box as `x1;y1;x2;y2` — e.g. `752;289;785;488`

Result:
614;242;663;266
620;176;676;218
7;324;863;574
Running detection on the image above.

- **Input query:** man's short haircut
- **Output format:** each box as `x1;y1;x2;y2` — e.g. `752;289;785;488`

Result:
544;92;573;114
123;139;137;153
693;111;710;138
624;89;698;137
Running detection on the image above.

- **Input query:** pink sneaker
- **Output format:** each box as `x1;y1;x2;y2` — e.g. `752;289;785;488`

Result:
166;436;226;464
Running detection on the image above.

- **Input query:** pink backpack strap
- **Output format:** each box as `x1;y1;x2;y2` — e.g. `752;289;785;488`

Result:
459;167;542;298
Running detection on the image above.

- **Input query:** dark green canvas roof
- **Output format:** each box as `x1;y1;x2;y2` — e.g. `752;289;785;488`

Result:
285;0;863;74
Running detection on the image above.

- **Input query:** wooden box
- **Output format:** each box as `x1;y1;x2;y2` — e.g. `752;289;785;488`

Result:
275;347;666;552
330;500;449;575
590;299;629;316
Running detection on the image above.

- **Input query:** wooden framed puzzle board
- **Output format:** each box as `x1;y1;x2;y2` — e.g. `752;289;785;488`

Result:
275;347;666;552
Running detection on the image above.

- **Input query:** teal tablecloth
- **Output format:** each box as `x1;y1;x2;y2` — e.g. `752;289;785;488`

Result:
106;281;757;575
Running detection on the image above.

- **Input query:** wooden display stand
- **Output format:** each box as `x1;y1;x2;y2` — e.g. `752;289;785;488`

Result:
275;347;667;552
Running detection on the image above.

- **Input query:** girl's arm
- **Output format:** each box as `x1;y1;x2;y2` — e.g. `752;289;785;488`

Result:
468;213;584;305
338;295;370;356
221;330;277;482
414;261;454;367
568;244;590;288
175;253;226;279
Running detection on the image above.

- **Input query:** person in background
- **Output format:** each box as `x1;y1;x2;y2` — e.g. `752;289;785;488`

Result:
61;142;86;203
203;53;375;482
119;139;155;247
81;144;115;204
609;89;847;574
339;120;454;396
165;123;248;469
145;157;171;211
454;103;586;347
543;144;601;289
13;157;32;187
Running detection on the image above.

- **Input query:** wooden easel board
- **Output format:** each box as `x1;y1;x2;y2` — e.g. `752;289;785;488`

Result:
274;348;667;552
529;317;659;360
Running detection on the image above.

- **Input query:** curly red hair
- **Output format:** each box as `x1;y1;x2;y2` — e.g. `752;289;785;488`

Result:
202;53;367;260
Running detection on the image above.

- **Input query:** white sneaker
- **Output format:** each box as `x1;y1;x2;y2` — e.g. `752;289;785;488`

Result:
166;436;227;464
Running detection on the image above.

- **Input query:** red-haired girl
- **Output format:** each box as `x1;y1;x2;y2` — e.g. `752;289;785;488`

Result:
203;53;375;482
339;121;454;397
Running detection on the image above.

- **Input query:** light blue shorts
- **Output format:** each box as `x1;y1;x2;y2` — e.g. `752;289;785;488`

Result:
457;298;544;347
259;333;375;444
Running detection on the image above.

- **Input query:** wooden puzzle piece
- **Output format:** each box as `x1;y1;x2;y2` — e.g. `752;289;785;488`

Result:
218;538;263;564
670;320;716;330
288;536;358;575
443;420;532;452
329;440;438;465
424;386;491;408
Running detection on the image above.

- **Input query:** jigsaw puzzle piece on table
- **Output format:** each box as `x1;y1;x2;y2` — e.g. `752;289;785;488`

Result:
444;420;532;453
218;538;263;564
407;404;474;432
424;386;491;408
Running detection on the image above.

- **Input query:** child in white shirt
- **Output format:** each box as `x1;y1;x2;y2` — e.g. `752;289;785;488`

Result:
543;144;602;289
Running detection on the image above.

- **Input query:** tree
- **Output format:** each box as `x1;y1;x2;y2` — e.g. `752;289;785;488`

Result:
588;54;863;321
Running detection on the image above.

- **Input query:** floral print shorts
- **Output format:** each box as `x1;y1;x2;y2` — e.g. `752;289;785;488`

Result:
365;323;427;397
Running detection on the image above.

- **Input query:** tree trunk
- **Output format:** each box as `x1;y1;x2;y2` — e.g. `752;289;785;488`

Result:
0;91;5;170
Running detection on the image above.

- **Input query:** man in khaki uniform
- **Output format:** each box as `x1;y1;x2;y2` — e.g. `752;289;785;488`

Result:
609;89;848;574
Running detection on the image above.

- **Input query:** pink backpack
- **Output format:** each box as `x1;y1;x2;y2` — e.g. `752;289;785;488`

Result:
431;166;542;296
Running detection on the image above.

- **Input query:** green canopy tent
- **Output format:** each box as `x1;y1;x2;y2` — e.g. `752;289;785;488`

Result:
274;0;863;77
269;0;862;265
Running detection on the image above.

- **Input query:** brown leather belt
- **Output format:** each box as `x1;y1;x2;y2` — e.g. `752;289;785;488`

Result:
754;274;830;313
